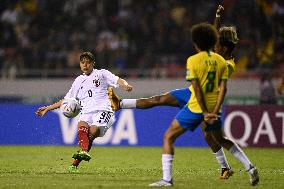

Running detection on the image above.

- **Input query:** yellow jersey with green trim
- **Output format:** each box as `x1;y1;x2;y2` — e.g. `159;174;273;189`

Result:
226;58;235;77
186;51;228;113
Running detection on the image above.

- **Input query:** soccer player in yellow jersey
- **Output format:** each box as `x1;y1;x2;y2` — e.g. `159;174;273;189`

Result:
149;23;259;187
185;50;228;114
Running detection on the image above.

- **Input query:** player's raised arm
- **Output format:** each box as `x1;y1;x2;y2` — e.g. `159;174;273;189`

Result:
35;99;63;117
214;5;224;31
117;78;133;92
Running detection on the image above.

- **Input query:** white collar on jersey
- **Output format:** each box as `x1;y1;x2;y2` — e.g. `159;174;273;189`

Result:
83;69;95;76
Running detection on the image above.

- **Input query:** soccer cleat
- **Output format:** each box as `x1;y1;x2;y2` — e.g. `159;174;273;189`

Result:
72;150;91;161
68;165;78;173
78;150;91;161
72;152;80;160
220;168;234;179
108;87;121;111
149;179;173;187
248;166;259;186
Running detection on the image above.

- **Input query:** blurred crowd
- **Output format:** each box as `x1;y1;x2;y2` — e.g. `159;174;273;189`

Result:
0;0;284;79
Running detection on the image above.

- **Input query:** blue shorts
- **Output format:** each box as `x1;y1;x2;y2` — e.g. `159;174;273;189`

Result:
175;106;203;131
170;88;191;109
175;106;222;132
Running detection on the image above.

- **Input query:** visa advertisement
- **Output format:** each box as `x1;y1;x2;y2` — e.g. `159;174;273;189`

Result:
0;104;283;147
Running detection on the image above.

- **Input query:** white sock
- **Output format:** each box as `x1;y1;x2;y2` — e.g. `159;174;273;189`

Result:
229;144;252;170
214;147;230;169
120;99;137;109
162;154;174;182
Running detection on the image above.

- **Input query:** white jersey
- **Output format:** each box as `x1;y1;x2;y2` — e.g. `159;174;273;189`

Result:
64;69;119;113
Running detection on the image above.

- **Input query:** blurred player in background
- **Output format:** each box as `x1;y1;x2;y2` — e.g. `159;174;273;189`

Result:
110;5;237;180
35;51;132;173
147;22;258;186
276;75;284;95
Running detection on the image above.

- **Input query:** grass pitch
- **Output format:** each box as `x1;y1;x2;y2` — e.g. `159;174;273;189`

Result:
0;146;283;189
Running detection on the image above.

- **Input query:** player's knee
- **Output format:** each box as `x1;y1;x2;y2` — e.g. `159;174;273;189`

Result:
216;137;232;149
163;132;175;143
78;121;88;128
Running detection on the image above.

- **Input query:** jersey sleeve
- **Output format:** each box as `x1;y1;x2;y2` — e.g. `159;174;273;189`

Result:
186;57;197;81
221;62;229;80
227;59;236;77
102;69;119;87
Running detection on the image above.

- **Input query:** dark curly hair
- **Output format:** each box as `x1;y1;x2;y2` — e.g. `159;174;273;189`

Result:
191;23;218;51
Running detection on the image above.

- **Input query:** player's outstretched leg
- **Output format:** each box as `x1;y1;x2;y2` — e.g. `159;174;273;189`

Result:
108;87;121;111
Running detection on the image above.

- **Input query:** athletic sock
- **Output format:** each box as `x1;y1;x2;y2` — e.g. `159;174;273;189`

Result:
229;144;253;170
78;126;89;151
162;154;174;182
120;99;137;109
214;147;230;169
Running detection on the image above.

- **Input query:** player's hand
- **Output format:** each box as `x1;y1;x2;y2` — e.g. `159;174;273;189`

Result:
123;84;133;92
216;5;224;17
205;118;218;125
35;106;49;117
203;113;218;121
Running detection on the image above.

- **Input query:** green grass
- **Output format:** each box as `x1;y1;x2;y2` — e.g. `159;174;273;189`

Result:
0;146;283;189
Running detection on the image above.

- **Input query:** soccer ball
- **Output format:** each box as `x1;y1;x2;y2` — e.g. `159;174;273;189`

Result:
60;98;81;118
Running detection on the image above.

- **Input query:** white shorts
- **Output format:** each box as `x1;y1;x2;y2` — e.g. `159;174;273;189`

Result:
78;111;115;137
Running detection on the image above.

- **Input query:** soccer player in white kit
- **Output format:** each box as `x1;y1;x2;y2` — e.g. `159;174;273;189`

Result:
35;51;132;172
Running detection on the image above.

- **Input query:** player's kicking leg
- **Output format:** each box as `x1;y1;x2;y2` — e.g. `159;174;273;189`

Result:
109;88;179;110
108;87;121;111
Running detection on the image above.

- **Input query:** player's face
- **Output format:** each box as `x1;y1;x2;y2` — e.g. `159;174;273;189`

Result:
80;57;94;75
